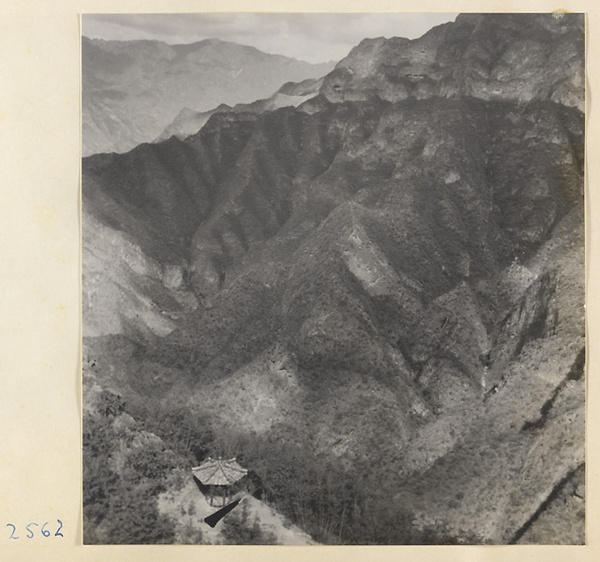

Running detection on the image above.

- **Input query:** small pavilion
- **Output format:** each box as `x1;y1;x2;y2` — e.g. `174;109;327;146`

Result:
192;457;248;506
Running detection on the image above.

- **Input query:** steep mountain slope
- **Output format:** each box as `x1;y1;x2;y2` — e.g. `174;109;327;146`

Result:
82;37;334;156
83;13;585;545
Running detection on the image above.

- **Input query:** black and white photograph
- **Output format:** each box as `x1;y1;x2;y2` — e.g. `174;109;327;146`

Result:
81;12;585;545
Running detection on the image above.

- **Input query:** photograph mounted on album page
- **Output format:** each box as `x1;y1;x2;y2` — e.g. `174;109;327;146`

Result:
0;1;597;562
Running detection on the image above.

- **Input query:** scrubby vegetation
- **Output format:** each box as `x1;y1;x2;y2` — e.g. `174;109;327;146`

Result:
83;387;484;545
83;392;177;544
221;503;277;544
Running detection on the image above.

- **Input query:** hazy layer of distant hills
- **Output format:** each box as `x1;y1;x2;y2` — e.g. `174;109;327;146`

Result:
82;37;334;156
155;77;324;143
83;14;585;545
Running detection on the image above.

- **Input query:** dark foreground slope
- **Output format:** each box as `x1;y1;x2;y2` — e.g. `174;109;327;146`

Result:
82;13;585;544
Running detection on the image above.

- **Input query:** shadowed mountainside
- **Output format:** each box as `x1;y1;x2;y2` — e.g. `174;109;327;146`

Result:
83;13;585;545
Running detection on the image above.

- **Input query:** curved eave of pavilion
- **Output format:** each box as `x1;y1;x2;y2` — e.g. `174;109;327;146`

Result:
192;457;248;486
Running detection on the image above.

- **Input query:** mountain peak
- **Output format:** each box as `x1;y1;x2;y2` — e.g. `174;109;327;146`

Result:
321;13;584;111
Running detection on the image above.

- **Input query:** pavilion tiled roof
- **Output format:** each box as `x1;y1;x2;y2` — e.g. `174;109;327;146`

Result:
192;457;248;486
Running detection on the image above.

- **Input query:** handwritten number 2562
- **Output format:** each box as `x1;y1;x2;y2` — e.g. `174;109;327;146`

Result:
6;520;63;539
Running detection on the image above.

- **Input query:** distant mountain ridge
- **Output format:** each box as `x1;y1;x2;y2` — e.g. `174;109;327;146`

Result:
82;36;335;156
155;77;324;143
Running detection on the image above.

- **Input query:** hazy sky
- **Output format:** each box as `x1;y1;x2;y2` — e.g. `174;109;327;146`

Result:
82;13;458;63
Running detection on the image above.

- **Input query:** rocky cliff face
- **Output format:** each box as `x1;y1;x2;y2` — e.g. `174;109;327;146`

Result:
83;13;585;544
82;37;334;156
321;14;584;111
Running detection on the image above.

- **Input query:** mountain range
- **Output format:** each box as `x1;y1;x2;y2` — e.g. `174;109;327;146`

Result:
82;37;334;156
82;13;585;545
